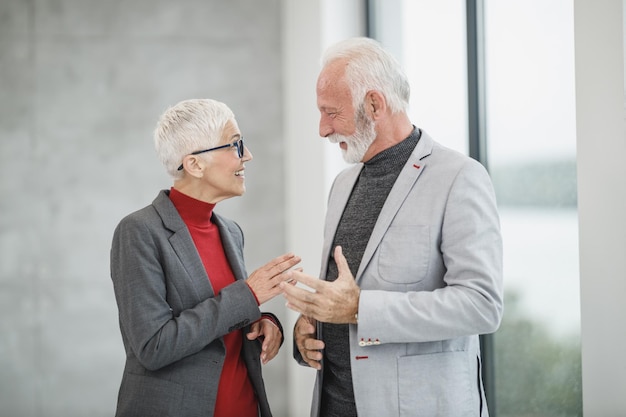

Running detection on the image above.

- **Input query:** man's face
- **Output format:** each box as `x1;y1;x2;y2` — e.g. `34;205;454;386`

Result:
316;61;377;163
327;103;377;164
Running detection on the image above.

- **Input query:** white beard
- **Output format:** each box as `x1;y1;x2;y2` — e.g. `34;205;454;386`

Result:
328;107;377;164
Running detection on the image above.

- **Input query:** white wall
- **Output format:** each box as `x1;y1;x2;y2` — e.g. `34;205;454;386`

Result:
574;0;626;415
282;1;365;415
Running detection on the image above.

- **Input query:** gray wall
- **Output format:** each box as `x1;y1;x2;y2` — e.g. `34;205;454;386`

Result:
0;0;289;415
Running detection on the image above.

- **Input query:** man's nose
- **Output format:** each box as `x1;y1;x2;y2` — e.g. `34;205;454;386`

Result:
319;117;333;138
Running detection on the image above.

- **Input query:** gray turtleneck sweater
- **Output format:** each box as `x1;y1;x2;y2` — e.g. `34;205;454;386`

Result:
320;128;421;417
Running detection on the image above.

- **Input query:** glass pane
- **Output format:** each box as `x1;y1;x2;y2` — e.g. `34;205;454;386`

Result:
483;1;582;416
401;0;468;154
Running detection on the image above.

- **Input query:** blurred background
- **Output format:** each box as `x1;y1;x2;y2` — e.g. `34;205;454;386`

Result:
0;1;624;416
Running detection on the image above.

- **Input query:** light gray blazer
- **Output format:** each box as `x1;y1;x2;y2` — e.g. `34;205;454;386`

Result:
302;131;503;417
110;190;277;417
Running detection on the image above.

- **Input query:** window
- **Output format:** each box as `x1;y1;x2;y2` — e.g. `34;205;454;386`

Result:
483;1;581;415
371;1;582;415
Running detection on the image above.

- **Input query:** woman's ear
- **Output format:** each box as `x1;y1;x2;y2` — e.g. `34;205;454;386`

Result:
180;155;205;178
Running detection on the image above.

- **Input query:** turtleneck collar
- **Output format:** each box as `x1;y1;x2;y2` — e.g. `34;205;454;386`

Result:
363;127;421;174
169;187;216;228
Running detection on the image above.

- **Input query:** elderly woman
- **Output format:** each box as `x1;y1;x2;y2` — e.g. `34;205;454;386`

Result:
110;98;300;417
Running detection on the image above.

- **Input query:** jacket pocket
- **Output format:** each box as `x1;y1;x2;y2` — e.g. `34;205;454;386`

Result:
397;351;479;416
116;372;184;417
378;225;430;284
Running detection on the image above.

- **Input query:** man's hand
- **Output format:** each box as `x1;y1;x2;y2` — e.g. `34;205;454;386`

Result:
281;246;360;324
247;253;301;305
246;318;282;364
294;315;324;370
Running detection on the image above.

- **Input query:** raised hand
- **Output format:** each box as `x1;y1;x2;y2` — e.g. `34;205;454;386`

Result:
247;253;301;305
281;246;360;324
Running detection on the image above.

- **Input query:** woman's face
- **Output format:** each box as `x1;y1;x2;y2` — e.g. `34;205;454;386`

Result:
200;119;252;203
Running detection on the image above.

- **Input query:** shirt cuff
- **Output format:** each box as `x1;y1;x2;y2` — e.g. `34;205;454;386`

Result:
260;313;279;329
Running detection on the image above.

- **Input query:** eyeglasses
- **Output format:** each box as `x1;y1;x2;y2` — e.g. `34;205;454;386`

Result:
177;138;245;171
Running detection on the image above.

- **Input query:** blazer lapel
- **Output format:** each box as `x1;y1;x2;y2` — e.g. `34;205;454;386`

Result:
321;165;363;280
152;190;214;298
212;213;247;282
355;132;434;282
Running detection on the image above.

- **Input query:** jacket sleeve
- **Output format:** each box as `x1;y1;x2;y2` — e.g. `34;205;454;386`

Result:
357;158;504;344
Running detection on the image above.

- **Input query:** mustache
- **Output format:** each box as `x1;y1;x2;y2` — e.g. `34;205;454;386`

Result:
327;134;347;144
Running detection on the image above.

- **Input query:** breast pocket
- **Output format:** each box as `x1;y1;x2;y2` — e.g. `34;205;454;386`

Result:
377;225;430;284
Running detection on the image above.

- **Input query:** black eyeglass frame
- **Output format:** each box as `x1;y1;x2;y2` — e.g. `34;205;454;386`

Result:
177;138;244;171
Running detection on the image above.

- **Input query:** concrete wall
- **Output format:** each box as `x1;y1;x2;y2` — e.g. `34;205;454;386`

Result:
0;0;289;415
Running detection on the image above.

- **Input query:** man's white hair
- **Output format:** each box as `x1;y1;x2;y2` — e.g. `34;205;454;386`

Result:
321;37;410;114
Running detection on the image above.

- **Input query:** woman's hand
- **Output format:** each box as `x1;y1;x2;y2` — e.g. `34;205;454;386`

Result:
247;318;283;364
246;253;301;305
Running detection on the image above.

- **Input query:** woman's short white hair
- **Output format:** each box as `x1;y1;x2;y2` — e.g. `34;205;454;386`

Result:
321;37;410;114
154;98;235;179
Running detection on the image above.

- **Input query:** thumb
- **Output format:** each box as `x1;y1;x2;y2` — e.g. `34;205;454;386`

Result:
333;246;352;281
247;322;261;339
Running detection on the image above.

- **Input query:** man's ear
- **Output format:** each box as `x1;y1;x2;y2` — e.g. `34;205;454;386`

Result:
365;90;386;119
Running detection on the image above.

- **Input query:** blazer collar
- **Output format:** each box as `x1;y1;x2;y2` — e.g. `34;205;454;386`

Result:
354;132;433;280
324;131;435;282
150;190;246;300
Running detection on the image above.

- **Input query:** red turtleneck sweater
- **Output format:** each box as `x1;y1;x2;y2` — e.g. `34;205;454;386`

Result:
169;187;258;417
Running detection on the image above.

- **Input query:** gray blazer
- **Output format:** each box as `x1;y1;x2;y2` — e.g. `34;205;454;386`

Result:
111;190;278;417
301;131;504;417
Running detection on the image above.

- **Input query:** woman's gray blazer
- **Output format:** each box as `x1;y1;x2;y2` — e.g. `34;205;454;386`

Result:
111;190;277;417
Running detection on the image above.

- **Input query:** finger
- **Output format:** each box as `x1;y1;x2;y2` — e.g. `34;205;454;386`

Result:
262;338;280;364
285;299;307;316
284;270;325;291
263;347;279;364
267;253;302;274
282;267;304;284
295;341;317;368
263;338;278;357
304;352;322;370
283;288;317;315
296;321;315;336
281;279;317;302
259;253;292;273
333;246;352;280
270;270;298;286
261;333;271;351
304;337;325;351
246;322;261;340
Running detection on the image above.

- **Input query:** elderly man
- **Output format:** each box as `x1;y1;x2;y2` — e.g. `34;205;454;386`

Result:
282;37;503;417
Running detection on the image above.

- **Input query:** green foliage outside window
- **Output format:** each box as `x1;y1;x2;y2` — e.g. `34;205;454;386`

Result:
494;291;582;417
